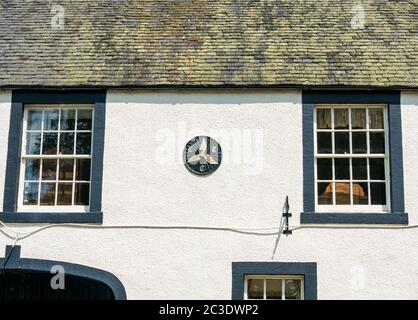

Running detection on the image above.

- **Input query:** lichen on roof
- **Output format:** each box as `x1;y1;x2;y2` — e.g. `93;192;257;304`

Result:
0;0;416;88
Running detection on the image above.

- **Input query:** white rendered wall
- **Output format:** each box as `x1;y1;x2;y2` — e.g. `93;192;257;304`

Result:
0;90;417;299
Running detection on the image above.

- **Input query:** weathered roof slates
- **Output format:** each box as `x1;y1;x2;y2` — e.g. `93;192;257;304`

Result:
0;0;416;88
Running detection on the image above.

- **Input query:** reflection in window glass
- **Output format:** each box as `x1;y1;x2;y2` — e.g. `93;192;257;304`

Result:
59;132;74;155
317;158;332;180
351;109;366;129
369;109;384;129
60;109;75;130
317;109;331;129
26;133;41;155
352;132;367;153
59;159;74;181
369;158;385;180
335;132;349;154
266;279;282;300
370;132;385;154
334;158;349;180
318;182;333;205
76;159;91;181
57;183;73;205
353;182;368;205
21;107;93;208
352;158;367;180
42;132;58;155
247;279;264;299
23;182;39;205
315;106;388;208
27;110;42;130
75;183;90;206
335;182;350;205
76;133;92;155
42;159;57;180
246;277;303;300
40;182;56;205
334;109;349;129
77;109;93;130
371;183;386;205
25;159;40;181
285;279;302;300
43;109;59;130
317;132;332;154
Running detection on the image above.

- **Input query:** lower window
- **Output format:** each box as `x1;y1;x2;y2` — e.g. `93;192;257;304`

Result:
245;275;303;300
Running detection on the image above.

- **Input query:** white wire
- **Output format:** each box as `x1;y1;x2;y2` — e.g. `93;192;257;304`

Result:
1;220;418;242
0;220;282;240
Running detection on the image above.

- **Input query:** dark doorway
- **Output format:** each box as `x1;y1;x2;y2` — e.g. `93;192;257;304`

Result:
0;269;115;300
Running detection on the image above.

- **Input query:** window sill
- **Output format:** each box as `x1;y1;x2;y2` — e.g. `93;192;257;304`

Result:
0;212;103;224
300;212;408;225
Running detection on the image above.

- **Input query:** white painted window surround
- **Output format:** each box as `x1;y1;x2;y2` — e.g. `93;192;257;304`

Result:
17;105;94;212
314;104;391;213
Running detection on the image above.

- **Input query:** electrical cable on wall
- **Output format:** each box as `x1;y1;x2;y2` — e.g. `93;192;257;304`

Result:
1;219;418;243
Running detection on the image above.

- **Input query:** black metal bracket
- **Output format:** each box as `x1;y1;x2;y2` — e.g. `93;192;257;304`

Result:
282;196;292;236
0;245;16;275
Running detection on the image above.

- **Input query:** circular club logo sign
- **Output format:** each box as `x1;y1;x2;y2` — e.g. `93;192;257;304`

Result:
183;136;222;175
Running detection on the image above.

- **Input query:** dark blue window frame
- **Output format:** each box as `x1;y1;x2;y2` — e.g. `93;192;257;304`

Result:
301;91;408;225
232;262;317;300
0;90;106;223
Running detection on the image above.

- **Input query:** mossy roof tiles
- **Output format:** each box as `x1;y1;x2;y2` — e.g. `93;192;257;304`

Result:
0;0;416;88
